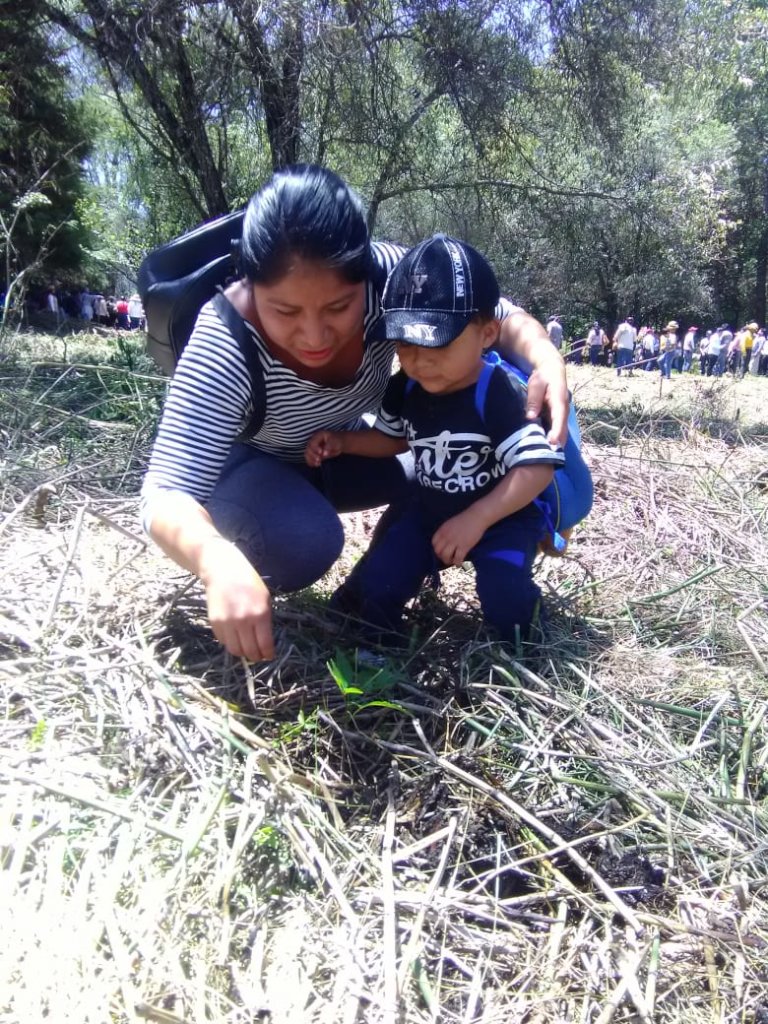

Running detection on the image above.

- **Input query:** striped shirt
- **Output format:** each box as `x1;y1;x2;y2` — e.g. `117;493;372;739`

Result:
141;240;521;527
374;366;564;521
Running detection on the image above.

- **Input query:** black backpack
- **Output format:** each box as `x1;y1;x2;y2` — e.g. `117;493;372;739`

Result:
137;209;267;437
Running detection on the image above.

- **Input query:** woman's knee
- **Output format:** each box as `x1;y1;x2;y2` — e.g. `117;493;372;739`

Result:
206;447;346;591
208;494;344;591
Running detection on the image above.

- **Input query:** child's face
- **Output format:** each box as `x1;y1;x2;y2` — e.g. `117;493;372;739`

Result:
395;318;498;394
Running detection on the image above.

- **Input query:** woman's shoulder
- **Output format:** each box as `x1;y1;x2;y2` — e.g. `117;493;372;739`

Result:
370;240;408;277
364;242;407;337
181;300;256;381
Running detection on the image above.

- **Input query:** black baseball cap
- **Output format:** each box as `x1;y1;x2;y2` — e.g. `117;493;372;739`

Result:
371;234;500;348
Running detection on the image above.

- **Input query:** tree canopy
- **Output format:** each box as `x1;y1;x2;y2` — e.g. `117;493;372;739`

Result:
4;0;766;329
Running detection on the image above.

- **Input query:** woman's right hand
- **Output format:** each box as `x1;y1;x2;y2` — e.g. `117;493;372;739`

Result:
201;541;275;661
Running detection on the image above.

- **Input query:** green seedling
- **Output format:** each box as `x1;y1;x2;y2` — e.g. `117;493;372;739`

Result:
28;718;47;751
327;649;407;713
278;707;319;744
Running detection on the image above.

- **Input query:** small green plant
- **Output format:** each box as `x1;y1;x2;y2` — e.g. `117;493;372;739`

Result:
278;707;319;744
28;718;47;751
114;332;135;371
327;649;407;713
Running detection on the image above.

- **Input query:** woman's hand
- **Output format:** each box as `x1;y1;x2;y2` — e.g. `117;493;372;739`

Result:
201;540;275;661
498;309;570;447
305;430;343;467
525;365;570;447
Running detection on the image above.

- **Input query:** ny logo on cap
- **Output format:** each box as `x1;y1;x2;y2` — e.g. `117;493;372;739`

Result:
403;323;437;342
409;273;428;295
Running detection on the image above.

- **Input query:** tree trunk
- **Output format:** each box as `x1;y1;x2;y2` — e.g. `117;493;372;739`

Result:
44;0;229;217
755;223;768;326
230;1;305;170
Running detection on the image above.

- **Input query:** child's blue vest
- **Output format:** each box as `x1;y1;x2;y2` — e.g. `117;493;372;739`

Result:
476;351;593;551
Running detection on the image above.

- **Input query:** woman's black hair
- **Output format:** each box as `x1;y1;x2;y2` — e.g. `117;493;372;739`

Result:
240;164;373;285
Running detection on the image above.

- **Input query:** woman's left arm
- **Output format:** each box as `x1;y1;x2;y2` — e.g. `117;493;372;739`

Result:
496;309;569;446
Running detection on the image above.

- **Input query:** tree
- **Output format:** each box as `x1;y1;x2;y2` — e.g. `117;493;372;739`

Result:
711;1;768;324
0;0;91;298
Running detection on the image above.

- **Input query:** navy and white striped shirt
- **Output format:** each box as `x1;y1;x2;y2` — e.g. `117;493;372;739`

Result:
374;367;564;521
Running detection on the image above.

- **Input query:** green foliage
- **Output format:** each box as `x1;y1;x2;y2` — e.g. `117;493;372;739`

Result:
327;649;407;713
278;708;319;744
28;718;48;751
0;2;92;286
19;0;768;328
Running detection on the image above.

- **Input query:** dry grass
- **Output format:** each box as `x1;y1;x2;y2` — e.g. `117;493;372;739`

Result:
1;334;767;1023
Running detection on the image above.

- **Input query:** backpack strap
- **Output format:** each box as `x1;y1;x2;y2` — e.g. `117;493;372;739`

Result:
477;350;568;552
211;290;267;440
474;354;499;419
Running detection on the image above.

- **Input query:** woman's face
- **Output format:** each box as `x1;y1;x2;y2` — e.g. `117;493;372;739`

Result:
252;257;366;368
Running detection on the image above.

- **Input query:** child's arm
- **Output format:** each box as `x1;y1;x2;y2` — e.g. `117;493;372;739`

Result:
305;428;408;467
432;463;555;566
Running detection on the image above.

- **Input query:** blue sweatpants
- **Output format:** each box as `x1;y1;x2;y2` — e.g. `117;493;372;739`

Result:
205;442;414;593
334;502;545;642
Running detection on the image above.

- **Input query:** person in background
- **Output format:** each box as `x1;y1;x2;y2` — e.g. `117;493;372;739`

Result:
717;324;732;376
741;322;757;378
757;329;768;375
587;321;605;366
748;327;763;375
682;325;697;373
94;294;109;326
546;314;563;351
115;296;130;329
699;331;710;375
80;288;94;323
727;330;742;376
658;321;678;379
63;289;80;318
708;327;724;376
641;325;657;370
46;285;67;326
613;315;637;377
128;293;145;330
672;328;684;373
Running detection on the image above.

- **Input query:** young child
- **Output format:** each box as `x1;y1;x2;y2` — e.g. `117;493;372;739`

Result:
305;234;565;643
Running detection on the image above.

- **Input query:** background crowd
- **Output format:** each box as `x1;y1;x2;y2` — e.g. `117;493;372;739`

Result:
546;315;768;379
0;285;146;331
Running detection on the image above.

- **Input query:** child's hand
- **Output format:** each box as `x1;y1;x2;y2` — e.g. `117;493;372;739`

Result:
432;510;486;566
305;430;343;467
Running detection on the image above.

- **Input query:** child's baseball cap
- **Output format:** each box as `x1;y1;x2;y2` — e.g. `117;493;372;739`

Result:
372;233;500;348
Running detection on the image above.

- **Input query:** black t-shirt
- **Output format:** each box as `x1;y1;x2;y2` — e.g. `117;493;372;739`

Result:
375;365;565;522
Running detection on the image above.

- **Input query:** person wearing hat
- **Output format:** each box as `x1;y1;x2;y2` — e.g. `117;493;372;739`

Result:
658;320;678;379
682;325;697;373
305;234;566;643
741;322;757;377
142;167;570;663
587;320;606;366
128;292;145;330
